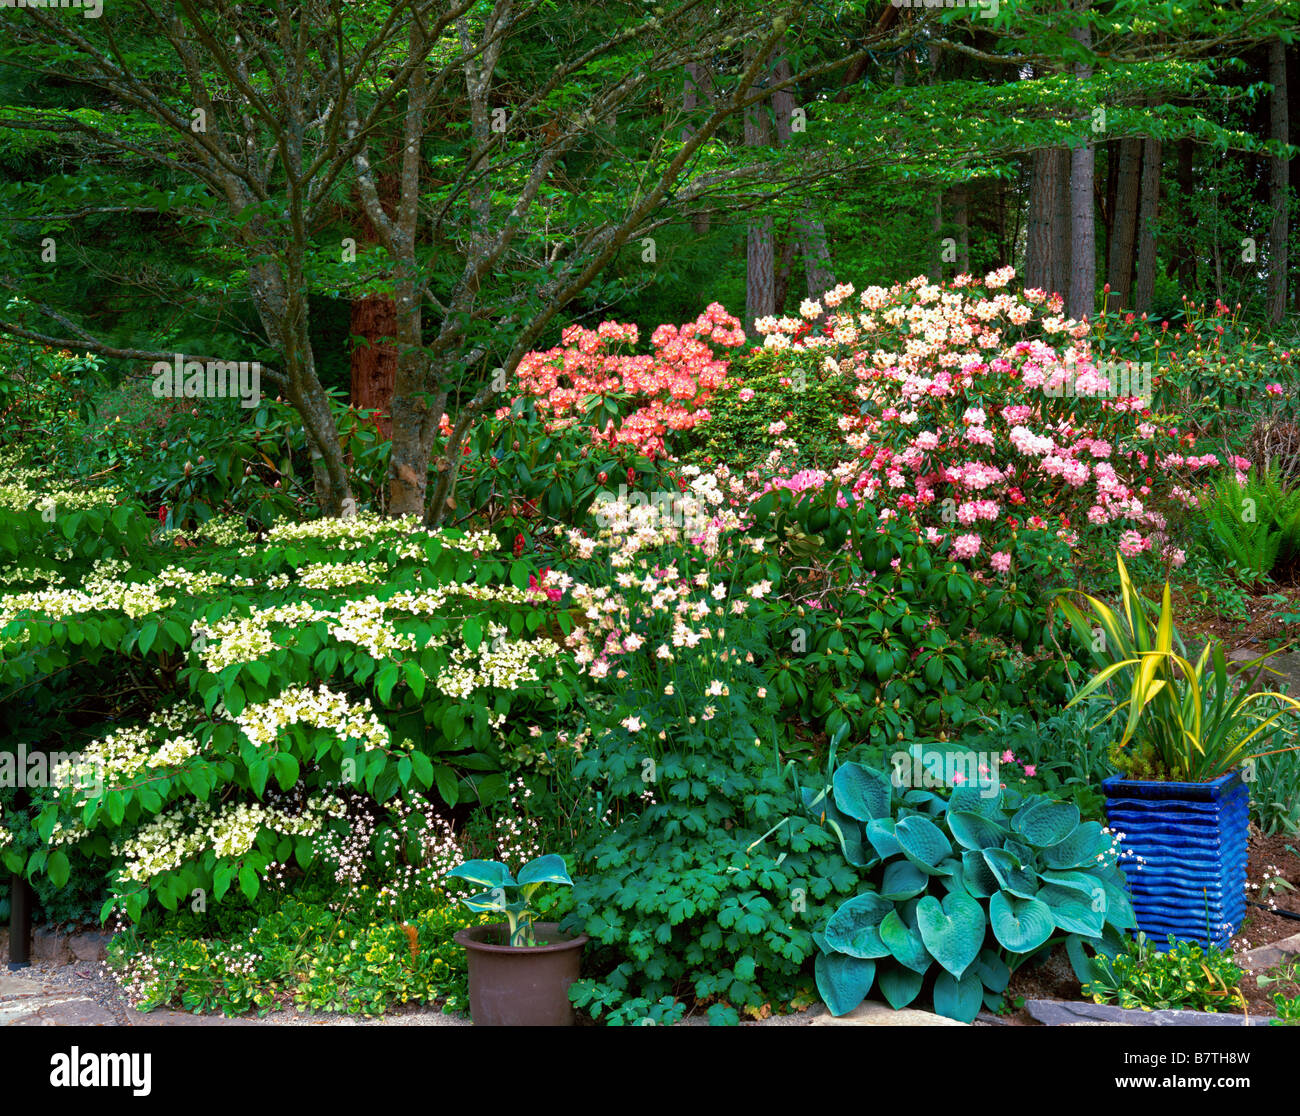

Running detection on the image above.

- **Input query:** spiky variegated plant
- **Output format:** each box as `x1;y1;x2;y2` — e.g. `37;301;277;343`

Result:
1054;554;1300;782
445;854;574;947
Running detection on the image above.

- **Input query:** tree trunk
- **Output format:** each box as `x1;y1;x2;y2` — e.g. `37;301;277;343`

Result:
744;52;775;333
952;184;970;274
1107;137;1143;311
683;62;713;236
1168;138;1197;290
349;295;397;440
1269;39;1290;325
1052;148;1072;299
1067;11;1095;320
1134;120;1162;313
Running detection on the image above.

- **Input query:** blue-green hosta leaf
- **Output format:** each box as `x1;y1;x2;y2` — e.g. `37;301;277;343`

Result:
1036;869;1099;895
896;814;953;875
1012;800;1080;849
880;909;933;974
446;859;516;890
833;762;894;821
983;848;1039;899
517;854;573;888
989;891;1055;954
880;858;929;901
972;947;1011;993
815;952;876;1016
1093;874;1137;931
948;810;1008;851
876;961;925;1010
808;784;874;866
933;968;983;1023
901;788;948;815
824;893;894;959
1036;884;1106;937
1042;821;1106;869
915;890;985;978
865;818;902;860
1065;934;1103;985
948;785;1004;817
960;850;999;897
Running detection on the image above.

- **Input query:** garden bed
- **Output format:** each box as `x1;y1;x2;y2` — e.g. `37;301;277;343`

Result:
992;830;1300;1025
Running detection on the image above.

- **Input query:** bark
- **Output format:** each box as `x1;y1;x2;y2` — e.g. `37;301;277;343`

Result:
1052;147;1073;299
1068;10;1096;320
952;184;971;275
349;296;397;440
1269;39;1290;325
744;49;775;333
798;215;837;299
1168;138;1197;290
682;61;713;236
1134;120;1162;313
1107;137;1143;311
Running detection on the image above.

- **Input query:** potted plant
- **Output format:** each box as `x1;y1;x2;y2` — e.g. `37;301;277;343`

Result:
447;853;588;1026
1055;553;1300;948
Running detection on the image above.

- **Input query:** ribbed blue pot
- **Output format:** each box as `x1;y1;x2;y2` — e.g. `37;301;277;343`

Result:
1102;770;1249;950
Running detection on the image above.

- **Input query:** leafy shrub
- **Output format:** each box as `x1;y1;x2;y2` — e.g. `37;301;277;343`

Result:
810;755;1135;1022
1083;932;1246;1013
109;884;486;1017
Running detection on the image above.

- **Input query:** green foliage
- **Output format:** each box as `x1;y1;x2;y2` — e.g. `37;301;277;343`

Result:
445;853;573;947
1272;993;1300;1025
810;753;1135;1022
108;884;484;1018
682;349;856;474
1247;746;1300;836
1083;932;1246;1013
1200;465;1300;584
743;485;1066;752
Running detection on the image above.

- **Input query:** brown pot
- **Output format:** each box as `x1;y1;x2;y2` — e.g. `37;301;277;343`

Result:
454;921;588;1026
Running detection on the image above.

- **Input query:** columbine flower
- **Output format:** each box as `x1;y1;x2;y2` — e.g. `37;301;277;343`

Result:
622;716;644;732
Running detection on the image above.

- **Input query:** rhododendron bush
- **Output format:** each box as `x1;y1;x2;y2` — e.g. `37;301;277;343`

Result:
506;303;746;460
702;270;1244;581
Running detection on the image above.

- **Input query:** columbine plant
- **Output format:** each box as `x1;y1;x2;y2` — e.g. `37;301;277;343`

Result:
445;854;574;947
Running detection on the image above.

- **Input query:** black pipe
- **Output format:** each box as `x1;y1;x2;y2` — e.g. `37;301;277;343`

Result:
7;872;31;969
1250;901;1300;922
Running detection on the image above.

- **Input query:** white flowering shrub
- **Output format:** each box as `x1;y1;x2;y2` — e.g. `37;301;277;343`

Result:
0;475;581;922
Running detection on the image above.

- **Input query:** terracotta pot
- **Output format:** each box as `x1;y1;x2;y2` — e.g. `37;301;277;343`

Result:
454;921;588;1026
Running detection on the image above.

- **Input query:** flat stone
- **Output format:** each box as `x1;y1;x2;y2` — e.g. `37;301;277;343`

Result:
10;996;118;1026
1026;998;1271;1027
31;929;72;964
1240;931;1300;972
68;930;113;963
810;999;967;1026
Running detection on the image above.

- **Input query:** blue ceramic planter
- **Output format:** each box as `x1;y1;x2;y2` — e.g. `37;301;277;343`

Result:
1102;771;1249;949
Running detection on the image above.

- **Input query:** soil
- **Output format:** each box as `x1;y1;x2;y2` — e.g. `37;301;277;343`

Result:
992;828;1300;1025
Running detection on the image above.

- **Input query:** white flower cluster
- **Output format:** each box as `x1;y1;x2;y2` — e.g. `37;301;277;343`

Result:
52;704;205;797
297;561;388;589
249;514;496;561
113;793;347;883
436;622;562;699
232;685;390;752
0;566;63;587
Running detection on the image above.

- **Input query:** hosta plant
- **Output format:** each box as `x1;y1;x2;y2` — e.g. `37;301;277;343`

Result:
809;753;1136;1023
445;854;574;947
1055;552;1300;781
